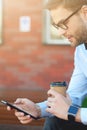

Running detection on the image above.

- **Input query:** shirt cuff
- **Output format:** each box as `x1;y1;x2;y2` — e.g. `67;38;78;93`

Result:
81;108;87;125
37;101;52;118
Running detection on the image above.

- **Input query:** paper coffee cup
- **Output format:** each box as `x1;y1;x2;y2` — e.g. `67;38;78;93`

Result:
50;81;67;96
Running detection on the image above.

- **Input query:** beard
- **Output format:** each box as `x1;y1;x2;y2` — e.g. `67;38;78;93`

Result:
73;26;87;46
69;17;87;47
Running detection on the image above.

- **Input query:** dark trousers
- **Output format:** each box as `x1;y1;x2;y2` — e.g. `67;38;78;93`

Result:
43;116;87;130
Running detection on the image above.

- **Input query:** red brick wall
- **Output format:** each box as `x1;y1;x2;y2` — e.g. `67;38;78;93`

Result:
0;0;74;91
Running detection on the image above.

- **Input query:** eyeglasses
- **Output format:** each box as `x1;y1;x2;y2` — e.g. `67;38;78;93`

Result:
52;7;81;30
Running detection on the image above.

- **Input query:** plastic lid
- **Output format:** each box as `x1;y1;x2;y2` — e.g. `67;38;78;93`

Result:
50;81;67;87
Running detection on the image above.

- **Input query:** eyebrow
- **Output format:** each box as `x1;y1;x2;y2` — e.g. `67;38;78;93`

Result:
64;6;81;22
51;6;81;26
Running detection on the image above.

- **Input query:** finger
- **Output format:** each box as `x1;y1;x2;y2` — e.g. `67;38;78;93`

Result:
47;89;59;97
15;111;32;124
47;97;54;102
46;106;53;114
14;98;23;104
18;115;30;121
15;111;25;117
46;101;53;108
7;106;12;111
20;118;32;124
15;111;32;119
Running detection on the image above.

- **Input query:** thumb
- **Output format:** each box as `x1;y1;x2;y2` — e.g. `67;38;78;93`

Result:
14;98;23;104
47;89;59;97
46;106;53;115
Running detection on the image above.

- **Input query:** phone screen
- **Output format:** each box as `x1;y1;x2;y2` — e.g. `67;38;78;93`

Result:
1;100;39;120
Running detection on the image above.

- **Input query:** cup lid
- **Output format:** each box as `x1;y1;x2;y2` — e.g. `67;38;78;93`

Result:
50;81;67;87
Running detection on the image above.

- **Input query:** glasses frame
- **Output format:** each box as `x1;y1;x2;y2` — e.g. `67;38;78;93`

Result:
52;7;81;30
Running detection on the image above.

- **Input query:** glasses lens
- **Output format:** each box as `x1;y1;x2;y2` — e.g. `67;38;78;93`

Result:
53;23;67;30
52;19;68;30
58;23;68;30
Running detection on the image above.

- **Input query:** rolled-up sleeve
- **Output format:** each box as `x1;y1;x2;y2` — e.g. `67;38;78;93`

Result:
81;108;87;125
37;101;52;118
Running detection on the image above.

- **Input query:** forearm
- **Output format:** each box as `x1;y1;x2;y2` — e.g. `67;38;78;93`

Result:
75;108;81;122
75;107;87;125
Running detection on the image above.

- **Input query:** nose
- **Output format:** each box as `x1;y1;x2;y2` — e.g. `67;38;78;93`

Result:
57;28;66;37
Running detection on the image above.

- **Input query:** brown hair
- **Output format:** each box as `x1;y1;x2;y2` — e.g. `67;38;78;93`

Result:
45;0;87;11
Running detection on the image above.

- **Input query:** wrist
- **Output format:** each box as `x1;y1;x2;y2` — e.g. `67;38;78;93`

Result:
35;104;41;118
75;108;81;122
67;104;80;122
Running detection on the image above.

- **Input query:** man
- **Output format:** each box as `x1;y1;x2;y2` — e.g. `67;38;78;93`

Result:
7;0;87;130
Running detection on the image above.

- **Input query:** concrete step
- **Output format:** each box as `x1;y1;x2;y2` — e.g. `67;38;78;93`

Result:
0;124;43;130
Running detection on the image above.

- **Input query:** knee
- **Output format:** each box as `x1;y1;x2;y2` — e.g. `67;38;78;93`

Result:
44;116;59;126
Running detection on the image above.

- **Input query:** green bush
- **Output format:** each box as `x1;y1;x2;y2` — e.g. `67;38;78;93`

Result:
81;96;87;107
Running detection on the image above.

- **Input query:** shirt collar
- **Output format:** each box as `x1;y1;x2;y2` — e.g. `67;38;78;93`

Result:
84;43;87;50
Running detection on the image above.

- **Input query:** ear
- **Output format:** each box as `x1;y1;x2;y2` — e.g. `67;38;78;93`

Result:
81;5;87;19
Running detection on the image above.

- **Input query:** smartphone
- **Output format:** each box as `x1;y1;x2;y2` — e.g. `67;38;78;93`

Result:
1;100;39;120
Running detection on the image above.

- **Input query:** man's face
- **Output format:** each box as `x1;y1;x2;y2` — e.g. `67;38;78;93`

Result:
51;6;87;47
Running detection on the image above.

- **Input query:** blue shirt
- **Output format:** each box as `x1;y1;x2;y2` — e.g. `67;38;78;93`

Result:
67;44;87;105
38;44;87;124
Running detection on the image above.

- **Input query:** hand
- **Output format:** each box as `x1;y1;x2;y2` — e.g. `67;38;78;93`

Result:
7;98;41;124
46;89;71;120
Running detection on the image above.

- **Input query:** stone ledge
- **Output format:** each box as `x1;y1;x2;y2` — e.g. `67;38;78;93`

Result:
0;124;43;130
